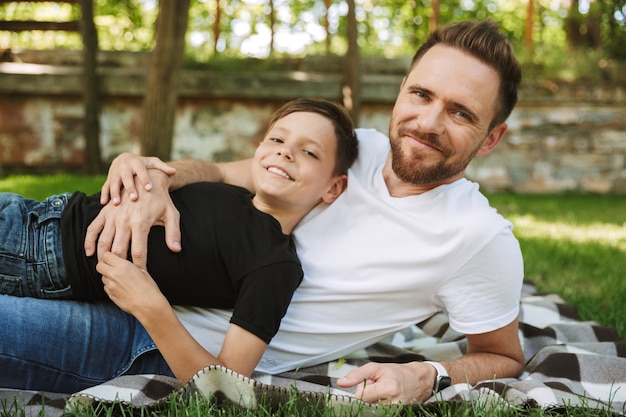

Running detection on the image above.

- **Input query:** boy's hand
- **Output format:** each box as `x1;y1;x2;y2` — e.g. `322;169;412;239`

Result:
100;152;176;205
97;251;169;318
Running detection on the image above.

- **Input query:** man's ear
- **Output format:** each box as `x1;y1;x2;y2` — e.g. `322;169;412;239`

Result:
477;123;507;157
320;175;348;204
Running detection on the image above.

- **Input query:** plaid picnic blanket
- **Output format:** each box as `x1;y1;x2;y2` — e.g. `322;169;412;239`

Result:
2;282;625;416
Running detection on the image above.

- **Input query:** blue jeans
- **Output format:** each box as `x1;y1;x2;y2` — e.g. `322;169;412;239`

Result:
0;294;174;392
0;193;174;392
0;192;73;298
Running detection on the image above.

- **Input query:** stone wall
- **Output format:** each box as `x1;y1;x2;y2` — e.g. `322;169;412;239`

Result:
1;52;625;194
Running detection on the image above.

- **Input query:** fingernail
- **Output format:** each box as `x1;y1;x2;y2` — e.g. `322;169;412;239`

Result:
112;197;120;204
130;192;137;200
145;183;152;191
172;241;181;250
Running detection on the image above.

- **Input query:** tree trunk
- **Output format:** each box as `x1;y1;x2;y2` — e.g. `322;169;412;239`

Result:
324;0;331;54
565;0;583;49
344;0;360;126
269;0;275;55
139;0;190;160
213;0;221;53
80;0;102;173
524;0;535;54
429;0;440;33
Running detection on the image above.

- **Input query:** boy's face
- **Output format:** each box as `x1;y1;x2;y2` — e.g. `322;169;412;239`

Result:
251;111;343;211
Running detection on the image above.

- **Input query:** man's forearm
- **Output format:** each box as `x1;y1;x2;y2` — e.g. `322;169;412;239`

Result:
165;159;225;191
445;319;525;385
161;158;254;192
444;351;524;385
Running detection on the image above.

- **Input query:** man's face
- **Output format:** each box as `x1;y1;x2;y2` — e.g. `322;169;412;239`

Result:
388;45;503;187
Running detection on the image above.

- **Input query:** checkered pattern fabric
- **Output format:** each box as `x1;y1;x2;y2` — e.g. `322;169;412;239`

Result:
2;283;624;416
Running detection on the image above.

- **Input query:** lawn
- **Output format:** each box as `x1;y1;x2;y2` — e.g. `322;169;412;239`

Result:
1;174;624;416
488;193;626;340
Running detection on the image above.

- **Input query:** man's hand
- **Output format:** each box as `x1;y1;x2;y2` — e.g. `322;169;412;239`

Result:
337;319;524;404
337;361;436;404
85;169;182;269
100;152;176;206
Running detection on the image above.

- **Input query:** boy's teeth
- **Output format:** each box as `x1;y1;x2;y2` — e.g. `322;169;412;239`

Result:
268;167;291;179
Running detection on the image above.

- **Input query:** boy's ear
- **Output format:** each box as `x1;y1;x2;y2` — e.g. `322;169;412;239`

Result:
320;175;348;204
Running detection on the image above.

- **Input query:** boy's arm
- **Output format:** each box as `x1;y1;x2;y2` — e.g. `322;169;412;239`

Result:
97;251;266;379
84;153;253;269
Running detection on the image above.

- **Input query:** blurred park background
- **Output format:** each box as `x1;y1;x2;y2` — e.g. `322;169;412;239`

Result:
0;0;625;341
0;0;625;194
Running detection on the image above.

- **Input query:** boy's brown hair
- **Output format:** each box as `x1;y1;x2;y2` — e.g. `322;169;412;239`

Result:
268;98;359;176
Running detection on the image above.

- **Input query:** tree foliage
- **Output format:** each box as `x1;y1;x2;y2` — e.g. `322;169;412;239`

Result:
1;0;624;64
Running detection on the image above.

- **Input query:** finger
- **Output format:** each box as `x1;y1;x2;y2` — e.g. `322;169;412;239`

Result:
164;207;182;253
84;214;106;257
108;222;131;261
95;221;116;262
120;168;139;201
146;157;177;176
133;166;154;193
100;178;112;205
129;230;149;270
359;381;393;404
337;365;374;387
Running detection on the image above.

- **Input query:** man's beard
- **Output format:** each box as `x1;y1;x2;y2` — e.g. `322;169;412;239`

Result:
389;124;475;185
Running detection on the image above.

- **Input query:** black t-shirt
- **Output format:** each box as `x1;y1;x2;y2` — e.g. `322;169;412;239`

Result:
60;182;303;343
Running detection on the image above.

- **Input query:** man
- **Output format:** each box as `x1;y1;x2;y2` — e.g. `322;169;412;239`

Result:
21;20;524;402
88;19;525;403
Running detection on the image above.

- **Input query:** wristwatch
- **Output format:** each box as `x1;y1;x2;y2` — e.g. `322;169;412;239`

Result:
425;361;451;392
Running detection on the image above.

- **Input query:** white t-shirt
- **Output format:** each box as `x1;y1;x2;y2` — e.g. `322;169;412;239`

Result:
174;128;523;374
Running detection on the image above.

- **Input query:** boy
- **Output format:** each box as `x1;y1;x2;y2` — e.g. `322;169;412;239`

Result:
0;98;358;381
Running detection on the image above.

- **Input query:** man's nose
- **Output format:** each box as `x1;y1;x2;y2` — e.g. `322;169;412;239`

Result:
417;104;446;135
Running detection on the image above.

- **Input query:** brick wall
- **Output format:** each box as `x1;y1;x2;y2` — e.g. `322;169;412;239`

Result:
1;53;625;194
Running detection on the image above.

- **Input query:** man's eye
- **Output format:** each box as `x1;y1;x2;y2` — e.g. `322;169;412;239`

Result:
454;111;472;121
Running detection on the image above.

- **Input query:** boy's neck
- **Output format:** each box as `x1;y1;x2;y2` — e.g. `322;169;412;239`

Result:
251;196;313;235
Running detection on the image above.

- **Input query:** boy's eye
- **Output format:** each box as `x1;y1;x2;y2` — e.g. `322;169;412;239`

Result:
269;137;284;143
303;150;318;159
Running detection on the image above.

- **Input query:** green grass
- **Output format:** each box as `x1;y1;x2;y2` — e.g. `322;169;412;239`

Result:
1;175;624;416
0;174;106;200
488;193;626;340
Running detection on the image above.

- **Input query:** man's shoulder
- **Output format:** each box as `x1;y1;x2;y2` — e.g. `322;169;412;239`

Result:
351;128;389;172
355;128;388;144
439;179;512;233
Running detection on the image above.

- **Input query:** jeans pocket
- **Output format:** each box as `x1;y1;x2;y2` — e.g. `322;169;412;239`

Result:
0;274;23;297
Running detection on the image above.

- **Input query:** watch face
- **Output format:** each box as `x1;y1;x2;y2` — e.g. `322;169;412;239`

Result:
437;375;452;392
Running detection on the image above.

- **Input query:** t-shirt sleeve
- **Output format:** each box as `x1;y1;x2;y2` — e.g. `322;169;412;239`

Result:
229;261;303;344
435;227;524;334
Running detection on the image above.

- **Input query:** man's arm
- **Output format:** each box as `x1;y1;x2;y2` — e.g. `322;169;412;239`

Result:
336;318;524;404
84;153;253;269
99;153;254;205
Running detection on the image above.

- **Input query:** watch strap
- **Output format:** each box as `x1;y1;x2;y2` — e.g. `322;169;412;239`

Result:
424;361;451;392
